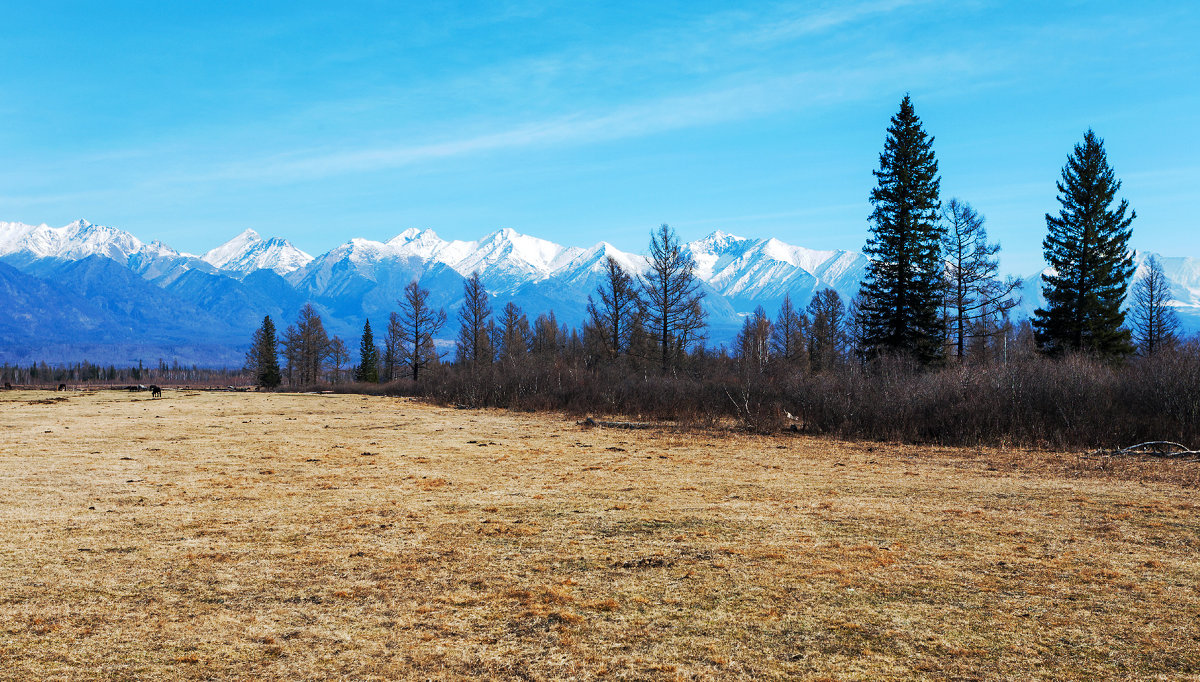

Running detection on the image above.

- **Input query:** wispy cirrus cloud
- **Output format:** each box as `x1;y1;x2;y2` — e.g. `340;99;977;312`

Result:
199;49;990;186
735;0;932;45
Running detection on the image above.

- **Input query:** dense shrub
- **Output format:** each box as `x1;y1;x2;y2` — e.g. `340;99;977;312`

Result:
334;343;1200;450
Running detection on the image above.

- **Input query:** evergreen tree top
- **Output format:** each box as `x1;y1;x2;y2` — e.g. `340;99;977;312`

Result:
1035;128;1136;358
858;95;945;366
1046;128;1134;235
869;95;940;215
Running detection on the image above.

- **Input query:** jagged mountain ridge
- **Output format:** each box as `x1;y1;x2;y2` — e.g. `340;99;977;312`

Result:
0;218;868;364
0;217;1194;365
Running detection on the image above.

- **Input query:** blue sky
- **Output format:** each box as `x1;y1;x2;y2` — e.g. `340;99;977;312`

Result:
0;1;1197;274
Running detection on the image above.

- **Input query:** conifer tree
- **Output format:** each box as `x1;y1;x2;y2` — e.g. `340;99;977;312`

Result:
860;95;944;364
356;319;380;383
1034;129;1136;357
245;315;282;389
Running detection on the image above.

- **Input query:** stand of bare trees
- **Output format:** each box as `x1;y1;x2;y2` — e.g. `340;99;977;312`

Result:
806;288;848;372
281;304;334;386
771;294;807;369
585;256;643;362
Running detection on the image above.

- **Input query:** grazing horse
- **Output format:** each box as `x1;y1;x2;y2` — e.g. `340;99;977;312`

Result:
3;382;11;390
150;385;162;398
57;383;67;392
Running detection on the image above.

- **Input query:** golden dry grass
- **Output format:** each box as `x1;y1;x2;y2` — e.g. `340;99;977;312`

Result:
1;388;1198;680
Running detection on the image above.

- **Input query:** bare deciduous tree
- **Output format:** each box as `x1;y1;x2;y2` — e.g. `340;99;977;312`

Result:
531;311;563;358
382;313;402;382
770;293;807;369
397;281;446;382
642;224;706;373
498;301;531;365
807;288;847;372
941;199;1020;362
281;303;331;386
327;336;348;384
456;271;494;369
735;306;773;375
586;256;642;361
1130;255;1179;357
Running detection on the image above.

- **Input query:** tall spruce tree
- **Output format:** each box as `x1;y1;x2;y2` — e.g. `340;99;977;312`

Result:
860;95;944;364
356;319;380;383
1033;129;1136;358
246;315;282;389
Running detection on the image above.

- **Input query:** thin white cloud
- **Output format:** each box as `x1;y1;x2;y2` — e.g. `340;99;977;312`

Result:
737;0;931;45
202;51;990;186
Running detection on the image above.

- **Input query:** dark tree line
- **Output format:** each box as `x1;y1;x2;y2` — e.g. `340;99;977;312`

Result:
1;360;245;387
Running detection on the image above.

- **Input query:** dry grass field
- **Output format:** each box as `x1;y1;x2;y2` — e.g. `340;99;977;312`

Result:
1;389;1198;680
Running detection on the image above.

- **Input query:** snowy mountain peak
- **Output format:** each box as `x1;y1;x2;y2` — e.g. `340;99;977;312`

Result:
203;229;311;275
387;228;423;245
0;218;144;262
203;230;261;267
691;230;747;254
142;240;181;257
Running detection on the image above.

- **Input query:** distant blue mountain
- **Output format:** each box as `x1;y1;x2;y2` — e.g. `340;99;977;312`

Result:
4;217;1192;367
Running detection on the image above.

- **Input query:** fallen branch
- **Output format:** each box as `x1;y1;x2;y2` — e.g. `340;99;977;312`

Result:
578;417;658;430
1085;441;1200;459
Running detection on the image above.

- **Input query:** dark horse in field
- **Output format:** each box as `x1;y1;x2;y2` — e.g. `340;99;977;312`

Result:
150;385;162;398
57;383;67;391
3;382;11;390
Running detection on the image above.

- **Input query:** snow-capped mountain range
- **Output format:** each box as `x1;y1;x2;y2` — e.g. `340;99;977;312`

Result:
0;218;1195;365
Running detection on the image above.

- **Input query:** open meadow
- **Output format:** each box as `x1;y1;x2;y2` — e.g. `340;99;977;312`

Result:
1;388;1198;680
